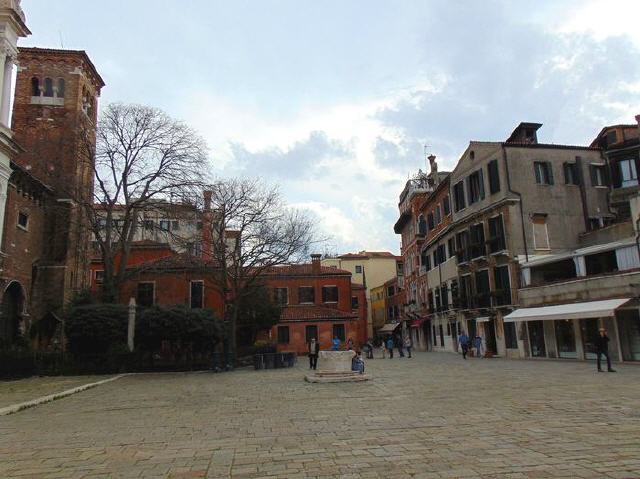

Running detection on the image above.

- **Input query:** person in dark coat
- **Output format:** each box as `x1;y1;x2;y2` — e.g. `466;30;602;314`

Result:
308;338;320;370
595;328;616;373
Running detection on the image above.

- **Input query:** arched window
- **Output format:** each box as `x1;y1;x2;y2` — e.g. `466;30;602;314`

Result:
56;78;65;98
43;78;54;97
30;77;40;97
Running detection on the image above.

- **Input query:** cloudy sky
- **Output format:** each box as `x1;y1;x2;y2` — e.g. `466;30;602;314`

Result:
22;0;640;254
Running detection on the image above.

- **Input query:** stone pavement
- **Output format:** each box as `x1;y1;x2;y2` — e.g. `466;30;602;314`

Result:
1;353;640;479
0;375;115;409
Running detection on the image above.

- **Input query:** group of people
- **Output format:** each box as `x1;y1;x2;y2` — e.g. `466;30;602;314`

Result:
307;336;366;374
381;334;412;359
457;332;484;360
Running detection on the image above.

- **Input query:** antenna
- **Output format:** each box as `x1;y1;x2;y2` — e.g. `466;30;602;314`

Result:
58;31;64;49
423;143;431;170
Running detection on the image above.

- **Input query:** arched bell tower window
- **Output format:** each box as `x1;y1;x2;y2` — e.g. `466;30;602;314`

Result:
56;78;65;98
43;78;54;97
31;77;40;97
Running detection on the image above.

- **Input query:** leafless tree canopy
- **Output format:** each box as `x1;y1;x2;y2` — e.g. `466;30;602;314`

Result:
207;178;319;354
86;103;210;301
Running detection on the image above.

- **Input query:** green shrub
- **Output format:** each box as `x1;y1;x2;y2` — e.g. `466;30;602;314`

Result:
65;303;129;355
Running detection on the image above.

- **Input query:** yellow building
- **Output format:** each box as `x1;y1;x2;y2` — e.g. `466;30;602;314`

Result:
322;251;402;337
370;285;387;333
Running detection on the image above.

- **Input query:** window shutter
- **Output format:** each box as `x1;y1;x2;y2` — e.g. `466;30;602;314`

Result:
546;162;554;185
563;163;569;184
534;162;541;184
590;165;597;186
478;169;485;199
603;165;611;186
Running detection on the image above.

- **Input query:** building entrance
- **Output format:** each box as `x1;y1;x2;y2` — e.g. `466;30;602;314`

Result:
1;282;25;346
527;320;546;357
555;319;577;359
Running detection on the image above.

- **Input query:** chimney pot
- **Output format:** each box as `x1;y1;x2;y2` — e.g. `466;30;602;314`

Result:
311;253;321;274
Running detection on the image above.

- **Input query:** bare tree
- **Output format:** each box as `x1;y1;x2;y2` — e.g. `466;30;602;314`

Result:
84;103;210;302
205;178;317;360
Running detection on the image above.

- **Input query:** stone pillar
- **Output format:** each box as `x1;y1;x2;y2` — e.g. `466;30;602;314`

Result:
0;55;12;127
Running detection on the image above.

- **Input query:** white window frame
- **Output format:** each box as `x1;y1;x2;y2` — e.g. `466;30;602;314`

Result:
94;270;104;285
322;285;339;304
159;219;170;232
620;159;638;188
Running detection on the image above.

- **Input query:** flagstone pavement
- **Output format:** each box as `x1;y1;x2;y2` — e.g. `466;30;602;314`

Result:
1;352;640;479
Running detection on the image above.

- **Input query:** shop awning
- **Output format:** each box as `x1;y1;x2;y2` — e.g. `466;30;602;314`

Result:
377;322;401;334
503;298;632;323
475;316;491;323
410;318;425;328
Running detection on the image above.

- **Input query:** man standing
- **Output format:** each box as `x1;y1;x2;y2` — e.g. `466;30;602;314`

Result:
595;328;616;373
332;336;341;351
308;338;320;370
458;332;469;360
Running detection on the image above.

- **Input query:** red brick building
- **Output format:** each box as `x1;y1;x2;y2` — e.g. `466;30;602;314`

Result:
1;47;103;345
266;254;367;354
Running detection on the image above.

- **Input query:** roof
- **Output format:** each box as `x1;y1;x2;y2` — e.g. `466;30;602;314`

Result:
505;122;542;143
264;264;351;276
338;251;398;259
18;47;105;88
351;283;366;290
393;211;412;234
131;252;220;272
590;124;640;147
129;240;172;249
502;142;600;151
280;305;358;321
504;298;632;322
519;237;637;268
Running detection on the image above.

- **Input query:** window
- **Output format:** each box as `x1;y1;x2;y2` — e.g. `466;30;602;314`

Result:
43;77;54;97
322;285;339;303
470;223;485;258
434;205;442;225
388;306;394;319
421;249;431;270
305;325;318;343
534;161;554;185
274;287;288;305
488;215;506;253
94;270;104;285
427;213;434;230
487;159;500;194
31;77;40;96
504;322;518;349
442;195;450;216
190;280;204;309
196;221;203;230
189;242;202;257
332;324;345;341
428;289;434;312
159;219;170;231
143;219;154;231
493;266;511;306
456;230;470;263
355;265;363;273
590;164;607;186
475;270;490;307
467;170;485;204
532;215;550;250
619;159;638;188
17;212;29;230
298;286;315;304
171;220;180;231
447;238;455;259
136;282;155;307
453;181;466;211
563;163;579;185
417;215;427;235
387;286;394;297
277;326;290;344
433;244;446;266
53;78;65;99
605;130;617;147
351;296;359;309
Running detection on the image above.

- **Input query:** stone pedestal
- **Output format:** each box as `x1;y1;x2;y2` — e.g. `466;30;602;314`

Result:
305;350;370;383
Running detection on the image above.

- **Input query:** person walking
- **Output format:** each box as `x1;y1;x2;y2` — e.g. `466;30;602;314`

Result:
396;334;405;358
308;338;320;370
595;328;616;372
346;337;354;350
458;332;470;360
404;336;413;358
386;336;395;358
473;335;483;358
332;336;341;351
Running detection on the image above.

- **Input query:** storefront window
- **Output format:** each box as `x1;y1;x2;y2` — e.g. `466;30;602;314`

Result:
554;320;577;359
580;318;599;360
527;321;546;357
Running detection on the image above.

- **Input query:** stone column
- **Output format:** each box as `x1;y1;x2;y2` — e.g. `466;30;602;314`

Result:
0;49;7;127
0;55;12;127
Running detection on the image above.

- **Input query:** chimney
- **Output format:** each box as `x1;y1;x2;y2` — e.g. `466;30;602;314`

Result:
635;114;640;127
311;253;322;274
202;190;213;260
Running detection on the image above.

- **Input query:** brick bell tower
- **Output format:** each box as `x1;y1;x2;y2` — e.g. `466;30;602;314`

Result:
11;47;104;302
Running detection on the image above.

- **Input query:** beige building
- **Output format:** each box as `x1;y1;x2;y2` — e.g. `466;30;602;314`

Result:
322;251;402;337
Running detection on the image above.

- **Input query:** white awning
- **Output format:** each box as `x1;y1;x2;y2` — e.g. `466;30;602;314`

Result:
504;298;632;323
377;322;400;334
475;316;491;323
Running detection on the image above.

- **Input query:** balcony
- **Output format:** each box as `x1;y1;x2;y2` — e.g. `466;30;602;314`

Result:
469;242;487;261
519;270;640;308
487;236;507;255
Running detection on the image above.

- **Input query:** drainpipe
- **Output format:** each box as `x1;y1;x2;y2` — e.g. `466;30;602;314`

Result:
502;145;528;262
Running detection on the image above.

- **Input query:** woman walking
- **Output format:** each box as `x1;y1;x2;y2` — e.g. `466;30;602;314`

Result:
308;338;320;370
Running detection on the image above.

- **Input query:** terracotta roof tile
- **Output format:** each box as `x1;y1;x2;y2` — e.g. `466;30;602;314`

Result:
264;264;351;276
